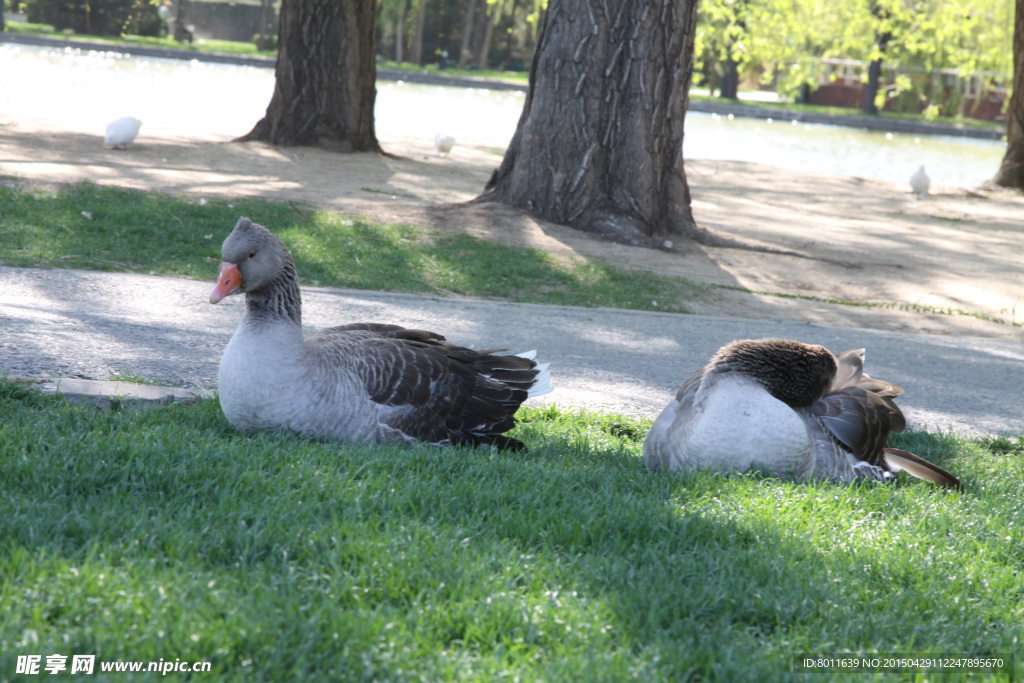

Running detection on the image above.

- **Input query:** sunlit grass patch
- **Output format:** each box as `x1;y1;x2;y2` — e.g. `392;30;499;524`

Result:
0;182;710;313
0;380;1020;680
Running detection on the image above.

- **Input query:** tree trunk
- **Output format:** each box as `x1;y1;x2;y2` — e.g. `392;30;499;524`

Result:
395;1;406;63
862;3;891;116
994;0;1024;189
256;0;273;51
474;0;699;246
173;0;189;42
861;57;883;115
411;0;428;66
237;0;381;153
719;57;739;99
457;0;478;69
474;1;496;69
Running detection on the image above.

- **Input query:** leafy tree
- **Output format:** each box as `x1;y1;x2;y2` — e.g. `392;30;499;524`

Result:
475;0;701;246
693;0;1013;115
994;0;1023;189
238;0;381;152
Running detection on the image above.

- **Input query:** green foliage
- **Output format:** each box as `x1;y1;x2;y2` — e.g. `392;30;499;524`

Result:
252;32;276;51
0;381;1020;679
22;0;160;37
695;0;1014;109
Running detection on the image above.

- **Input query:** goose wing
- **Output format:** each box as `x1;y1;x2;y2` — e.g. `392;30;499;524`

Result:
312;323;537;448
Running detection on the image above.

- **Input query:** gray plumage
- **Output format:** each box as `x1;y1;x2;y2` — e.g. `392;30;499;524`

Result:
643;338;962;490
209;217;551;449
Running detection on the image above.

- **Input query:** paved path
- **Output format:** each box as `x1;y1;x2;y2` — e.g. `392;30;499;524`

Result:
2;265;1022;435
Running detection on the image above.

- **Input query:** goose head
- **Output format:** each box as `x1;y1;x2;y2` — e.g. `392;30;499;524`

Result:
209;217;291;303
711;338;836;408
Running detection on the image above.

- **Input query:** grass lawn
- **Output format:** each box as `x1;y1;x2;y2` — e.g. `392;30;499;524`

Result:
0;178;1021;679
0;379;1020;681
0;181;709;314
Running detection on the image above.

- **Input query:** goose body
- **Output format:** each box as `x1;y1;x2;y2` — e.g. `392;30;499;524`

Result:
105;116;142;148
210;217;551;449
910;164;930;198
434;133;455;156
643;338;961;489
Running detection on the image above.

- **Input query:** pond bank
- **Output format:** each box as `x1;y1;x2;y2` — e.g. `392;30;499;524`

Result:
1;31;1004;140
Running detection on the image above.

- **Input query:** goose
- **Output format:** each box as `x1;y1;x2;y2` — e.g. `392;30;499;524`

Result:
643;338;962;490
434;133;456;156
910;164;930;198
209;217;551;449
104;116;142;149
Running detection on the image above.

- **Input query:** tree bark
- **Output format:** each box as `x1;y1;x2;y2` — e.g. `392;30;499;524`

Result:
474;1;496;70
994;0;1024;189
237;0;381;153
862;3;892;116
173;0;189;42
411;0;428;66
457;0;478;69
861;57;884;115
719;57;739;99
256;0;273;51
474;0;700;246
395;1;406;63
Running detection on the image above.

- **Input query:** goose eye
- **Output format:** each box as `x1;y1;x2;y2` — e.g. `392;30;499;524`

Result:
247;251;256;259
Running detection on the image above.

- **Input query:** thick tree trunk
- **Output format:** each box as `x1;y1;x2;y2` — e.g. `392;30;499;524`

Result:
237;0;381;153
994;0;1024;189
474;0;700;246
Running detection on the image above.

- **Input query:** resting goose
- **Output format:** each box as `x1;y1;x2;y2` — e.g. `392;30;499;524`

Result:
209;217;551;449
643;338;962;490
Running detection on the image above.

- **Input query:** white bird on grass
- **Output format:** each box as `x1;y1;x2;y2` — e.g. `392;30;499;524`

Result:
434;133;455;156
105;116;142;149
910;164;930;199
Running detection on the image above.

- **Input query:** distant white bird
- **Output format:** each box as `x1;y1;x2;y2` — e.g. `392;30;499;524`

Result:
434;133;455;156
909;164;930;199
105;116;142;149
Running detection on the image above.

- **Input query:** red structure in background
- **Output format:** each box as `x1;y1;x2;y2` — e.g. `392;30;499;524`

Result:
806;58;1009;122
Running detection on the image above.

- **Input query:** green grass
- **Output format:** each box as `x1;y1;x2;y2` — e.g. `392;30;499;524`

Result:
0;379;1020;681
376;59;530;84
0;182;709;313
4;20;272;57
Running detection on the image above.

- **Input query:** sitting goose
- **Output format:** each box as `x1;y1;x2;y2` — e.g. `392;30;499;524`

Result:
209;217;551;449
643;338;961;490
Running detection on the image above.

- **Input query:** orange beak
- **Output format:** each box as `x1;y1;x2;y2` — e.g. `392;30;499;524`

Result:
209;262;242;304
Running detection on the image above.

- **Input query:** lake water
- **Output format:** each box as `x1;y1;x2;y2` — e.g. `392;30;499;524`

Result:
1;43;1006;189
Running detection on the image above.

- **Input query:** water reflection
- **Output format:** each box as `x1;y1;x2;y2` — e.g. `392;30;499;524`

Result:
0;43;1006;188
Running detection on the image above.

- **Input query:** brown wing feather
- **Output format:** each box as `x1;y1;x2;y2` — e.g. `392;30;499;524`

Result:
883;447;964;492
314;324;538;449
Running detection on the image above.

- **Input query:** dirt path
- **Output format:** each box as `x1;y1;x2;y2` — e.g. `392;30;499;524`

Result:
1;111;1022;341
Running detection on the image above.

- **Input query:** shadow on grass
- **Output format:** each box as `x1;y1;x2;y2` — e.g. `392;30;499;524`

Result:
1;384;1018;680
